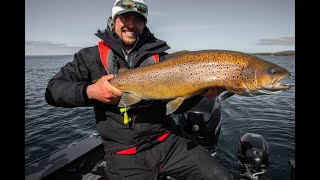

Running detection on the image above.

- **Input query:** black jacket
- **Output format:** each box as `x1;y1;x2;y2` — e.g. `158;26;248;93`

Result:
45;25;202;153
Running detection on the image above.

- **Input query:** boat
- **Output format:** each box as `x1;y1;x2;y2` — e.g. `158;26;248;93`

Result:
25;133;106;180
25;97;222;180
25;97;295;180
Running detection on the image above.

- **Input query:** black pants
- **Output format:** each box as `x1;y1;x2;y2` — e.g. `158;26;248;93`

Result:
105;133;234;180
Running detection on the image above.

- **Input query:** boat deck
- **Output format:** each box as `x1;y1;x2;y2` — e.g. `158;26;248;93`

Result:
81;160;106;180
25;134;107;180
25;133;295;180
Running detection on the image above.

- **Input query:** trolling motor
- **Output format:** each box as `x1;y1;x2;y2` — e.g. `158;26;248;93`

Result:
237;133;270;180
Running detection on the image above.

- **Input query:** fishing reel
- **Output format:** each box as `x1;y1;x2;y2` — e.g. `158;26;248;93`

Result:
237;133;270;180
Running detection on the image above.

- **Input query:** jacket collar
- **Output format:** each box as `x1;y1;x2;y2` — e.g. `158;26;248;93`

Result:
95;17;170;67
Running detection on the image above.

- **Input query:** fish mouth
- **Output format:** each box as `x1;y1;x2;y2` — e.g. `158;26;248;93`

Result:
257;82;291;94
243;72;291;96
270;70;291;87
258;74;291;94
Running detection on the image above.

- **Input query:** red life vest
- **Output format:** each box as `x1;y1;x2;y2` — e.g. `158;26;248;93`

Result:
98;40;159;73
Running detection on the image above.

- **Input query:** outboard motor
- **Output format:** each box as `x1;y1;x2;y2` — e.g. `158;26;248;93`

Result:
237;133;270;180
170;97;222;155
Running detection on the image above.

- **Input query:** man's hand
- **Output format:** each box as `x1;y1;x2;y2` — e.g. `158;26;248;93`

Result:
200;87;225;99
86;74;123;104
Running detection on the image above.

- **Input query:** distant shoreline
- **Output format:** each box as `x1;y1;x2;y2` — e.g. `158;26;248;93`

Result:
25;50;295;57
252;50;295;56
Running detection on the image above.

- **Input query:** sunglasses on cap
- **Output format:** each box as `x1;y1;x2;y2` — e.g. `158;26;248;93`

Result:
116;0;148;14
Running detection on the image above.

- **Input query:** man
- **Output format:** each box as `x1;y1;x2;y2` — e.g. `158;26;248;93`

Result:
45;0;233;179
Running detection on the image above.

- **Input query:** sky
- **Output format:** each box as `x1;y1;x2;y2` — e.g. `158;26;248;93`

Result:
25;0;295;55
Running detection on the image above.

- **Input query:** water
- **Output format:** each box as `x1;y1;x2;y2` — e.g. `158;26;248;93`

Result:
25;55;295;179
25;55;97;164
215;55;295;179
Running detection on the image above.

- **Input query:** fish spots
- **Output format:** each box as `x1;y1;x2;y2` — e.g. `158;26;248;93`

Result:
110;50;284;101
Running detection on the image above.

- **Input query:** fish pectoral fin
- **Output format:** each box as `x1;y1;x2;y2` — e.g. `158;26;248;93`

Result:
166;97;185;115
118;92;142;107
220;86;245;101
243;83;257;92
225;86;243;94
219;91;235;101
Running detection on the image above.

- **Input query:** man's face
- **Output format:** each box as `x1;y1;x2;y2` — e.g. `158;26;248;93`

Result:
114;12;145;47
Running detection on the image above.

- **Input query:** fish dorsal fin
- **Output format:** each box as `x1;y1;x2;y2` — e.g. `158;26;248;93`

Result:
166;97;185;115
118;92;142;108
118;68;129;75
219;91;235;101
165;50;190;60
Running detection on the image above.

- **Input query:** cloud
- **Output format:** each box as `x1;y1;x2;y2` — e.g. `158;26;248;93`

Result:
153;24;216;34
257;37;295;46
25;41;84;55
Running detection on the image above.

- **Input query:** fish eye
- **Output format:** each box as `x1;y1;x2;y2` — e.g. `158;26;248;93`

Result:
267;67;279;75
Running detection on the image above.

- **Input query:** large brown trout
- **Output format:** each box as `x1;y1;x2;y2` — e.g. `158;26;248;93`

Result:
108;50;291;115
